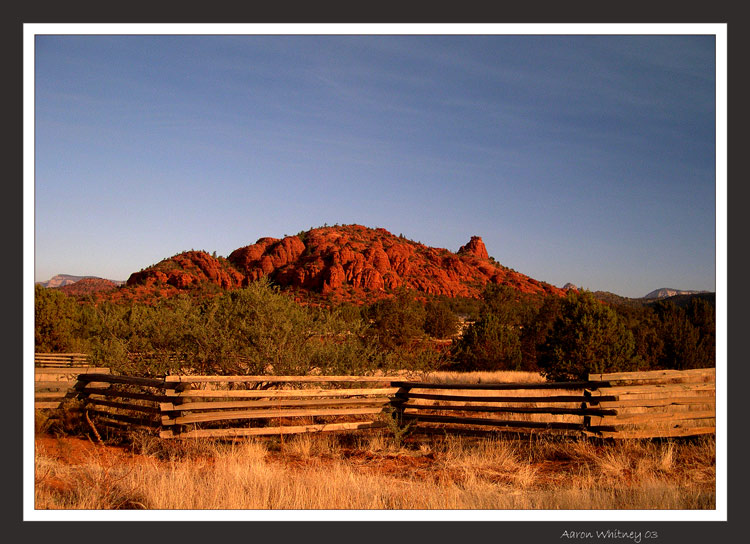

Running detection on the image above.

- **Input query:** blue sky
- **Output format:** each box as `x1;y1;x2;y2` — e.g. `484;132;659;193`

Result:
33;33;718;298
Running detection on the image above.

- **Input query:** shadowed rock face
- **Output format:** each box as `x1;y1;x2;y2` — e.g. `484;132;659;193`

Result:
123;225;565;303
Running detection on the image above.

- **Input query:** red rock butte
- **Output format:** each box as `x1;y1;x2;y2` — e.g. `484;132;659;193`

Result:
122;225;565;304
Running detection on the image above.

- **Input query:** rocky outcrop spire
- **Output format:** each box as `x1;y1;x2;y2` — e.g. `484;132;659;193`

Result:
457;236;489;260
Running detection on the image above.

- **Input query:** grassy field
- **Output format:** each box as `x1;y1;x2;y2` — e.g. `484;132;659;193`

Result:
34;429;715;510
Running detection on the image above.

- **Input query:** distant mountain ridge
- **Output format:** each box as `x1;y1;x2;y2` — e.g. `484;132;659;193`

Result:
37;274;125;290
37;274;88;288
643;288;709;300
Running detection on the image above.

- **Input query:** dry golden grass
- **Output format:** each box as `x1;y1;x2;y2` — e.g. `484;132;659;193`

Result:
34;430;715;511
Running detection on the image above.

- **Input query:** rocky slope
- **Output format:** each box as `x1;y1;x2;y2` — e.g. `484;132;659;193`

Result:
123;225;564;304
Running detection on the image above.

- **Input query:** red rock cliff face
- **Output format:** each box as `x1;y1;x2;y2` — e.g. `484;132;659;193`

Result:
124;225;565;303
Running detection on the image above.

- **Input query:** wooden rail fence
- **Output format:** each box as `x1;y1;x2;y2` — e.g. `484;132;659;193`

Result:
584;368;716;438
391;379;611;436
37;363;715;440
158;375;398;439
34;353;110;410
35;352;93;368
392;368;715;439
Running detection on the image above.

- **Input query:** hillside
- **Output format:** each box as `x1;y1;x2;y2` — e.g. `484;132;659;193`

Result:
122;225;565;304
57;277;121;296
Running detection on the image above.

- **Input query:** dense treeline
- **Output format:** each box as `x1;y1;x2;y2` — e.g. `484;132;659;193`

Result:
35;280;715;380
35;280;446;376
448;286;715;380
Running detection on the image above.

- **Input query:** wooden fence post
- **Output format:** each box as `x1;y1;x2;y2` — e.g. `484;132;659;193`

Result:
390;382;412;425
163;376;192;438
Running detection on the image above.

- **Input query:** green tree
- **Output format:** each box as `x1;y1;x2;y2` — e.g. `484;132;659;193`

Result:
612;304;663;371
481;284;534;325
365;289;426;350
34;285;84;352
423;301;460;339
537;290;638;381
450;285;533;371
451;312;522;371
653;299;715;370
520;294;564;371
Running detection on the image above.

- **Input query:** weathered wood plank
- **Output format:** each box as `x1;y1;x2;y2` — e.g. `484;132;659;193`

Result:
35;352;90;357
77;374;167;388
78;388;173;403
586;383;715;396
399;403;616;416
397;392;601;404
589;368;715;382
165;375;400;383
159;397;391;412
162;406;385;426
391;380;595;391
166;387;400;398
88;409;159;427
35;353;90;361
93;416;159;431
401;413;584;430
596;397;716;408
35;391;69;399
588;410;715;427
35;367;110;375
34;381;76;390
35;402;62;410
604;404;715;417
160;420;387;439
83;398;161;414
592;426;715;439
589;376;715;387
